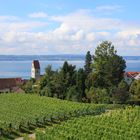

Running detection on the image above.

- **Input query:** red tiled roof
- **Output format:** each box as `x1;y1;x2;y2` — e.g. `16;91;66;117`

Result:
125;72;140;78
0;78;23;90
33;60;40;69
127;72;140;75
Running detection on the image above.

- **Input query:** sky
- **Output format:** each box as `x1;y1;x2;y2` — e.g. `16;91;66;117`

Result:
0;0;140;55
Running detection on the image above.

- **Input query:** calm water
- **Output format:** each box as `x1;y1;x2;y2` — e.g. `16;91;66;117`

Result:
0;55;140;79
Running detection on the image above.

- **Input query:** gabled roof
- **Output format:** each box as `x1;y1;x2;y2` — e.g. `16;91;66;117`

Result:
0;78;23;90
32;60;40;69
125;72;140;78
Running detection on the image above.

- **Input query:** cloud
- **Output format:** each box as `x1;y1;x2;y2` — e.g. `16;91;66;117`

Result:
0;16;19;21
28;12;48;18
51;10;122;31
0;21;48;33
8;21;48;31
0;10;140;55
95;5;123;13
50;10;140;55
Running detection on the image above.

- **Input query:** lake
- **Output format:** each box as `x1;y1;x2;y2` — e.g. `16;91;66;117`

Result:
0;55;140;79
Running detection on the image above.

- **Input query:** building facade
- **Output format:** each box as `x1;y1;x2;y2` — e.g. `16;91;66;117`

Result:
124;72;140;85
0;78;24;93
31;60;40;80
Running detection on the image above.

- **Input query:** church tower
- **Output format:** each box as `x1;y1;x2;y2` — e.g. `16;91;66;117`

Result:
31;60;40;80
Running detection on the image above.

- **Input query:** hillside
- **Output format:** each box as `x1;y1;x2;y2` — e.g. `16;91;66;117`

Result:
0;93;139;140
0;93;106;139
37;107;140;140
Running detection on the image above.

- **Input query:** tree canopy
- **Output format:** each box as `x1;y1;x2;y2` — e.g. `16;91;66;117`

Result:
92;41;126;88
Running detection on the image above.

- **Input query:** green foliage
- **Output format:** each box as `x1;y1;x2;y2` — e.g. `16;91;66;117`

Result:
66;86;79;102
39;61;77;100
39;65;62;98
51;61;77;99
76;68;86;100
35;41;129;104
37;107;140;140
39;65;54;90
129;80;140;100
86;87;110;103
61;61;76;87
22;79;35;93
112;80;130;104
84;51;92;75
85;72;95;90
39;86;51;96
51;71;66;98
92;41;126;88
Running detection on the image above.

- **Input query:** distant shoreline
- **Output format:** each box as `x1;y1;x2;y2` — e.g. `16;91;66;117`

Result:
0;55;140;61
0;55;140;79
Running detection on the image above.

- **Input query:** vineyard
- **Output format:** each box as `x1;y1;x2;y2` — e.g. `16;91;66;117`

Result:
36;106;140;140
0;93;139;140
0;93;106;139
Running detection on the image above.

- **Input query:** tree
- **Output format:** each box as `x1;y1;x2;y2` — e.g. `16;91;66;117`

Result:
84;51;92;76
40;86;51;96
112;80;130;104
129;80;140;100
51;71;66;99
39;65;54;90
22;78;35;93
76;68;86;101
61;61;76;87
85;72;96;90
66;86;80;102
86;87;110;103
39;65;56;97
92;41;126;88
39;62;77;99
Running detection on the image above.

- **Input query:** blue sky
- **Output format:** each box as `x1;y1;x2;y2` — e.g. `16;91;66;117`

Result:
0;0;140;55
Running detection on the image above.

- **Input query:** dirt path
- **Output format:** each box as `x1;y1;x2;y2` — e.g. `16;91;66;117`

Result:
15;133;36;140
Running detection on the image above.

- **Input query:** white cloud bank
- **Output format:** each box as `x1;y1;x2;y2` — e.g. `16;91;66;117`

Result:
0;9;140;55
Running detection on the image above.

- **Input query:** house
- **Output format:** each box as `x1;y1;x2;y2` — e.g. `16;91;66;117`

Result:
31;60;40;80
0;78;24;93
134;73;140;80
124;72;140;85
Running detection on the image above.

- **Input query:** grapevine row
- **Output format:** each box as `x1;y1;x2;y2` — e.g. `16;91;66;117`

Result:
0;93;106;137
36;106;140;140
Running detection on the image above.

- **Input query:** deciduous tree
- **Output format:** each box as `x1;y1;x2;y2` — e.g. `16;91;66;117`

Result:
92;41;126;88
